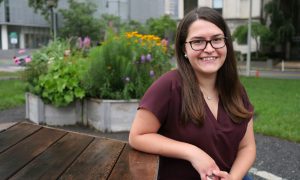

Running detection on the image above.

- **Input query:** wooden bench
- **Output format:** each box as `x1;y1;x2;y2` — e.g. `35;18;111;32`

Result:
0;122;158;179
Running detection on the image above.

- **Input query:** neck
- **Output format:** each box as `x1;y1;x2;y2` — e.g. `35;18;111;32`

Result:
196;71;216;89
198;77;218;101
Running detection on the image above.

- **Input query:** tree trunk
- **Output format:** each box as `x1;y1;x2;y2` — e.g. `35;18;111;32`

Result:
285;41;291;60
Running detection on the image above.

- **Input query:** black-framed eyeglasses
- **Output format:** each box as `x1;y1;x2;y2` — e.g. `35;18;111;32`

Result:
185;37;227;51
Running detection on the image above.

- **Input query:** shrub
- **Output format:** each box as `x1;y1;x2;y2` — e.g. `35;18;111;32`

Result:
23;40;88;107
84;31;172;99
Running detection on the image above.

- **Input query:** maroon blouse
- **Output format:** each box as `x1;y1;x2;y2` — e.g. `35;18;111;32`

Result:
138;70;253;180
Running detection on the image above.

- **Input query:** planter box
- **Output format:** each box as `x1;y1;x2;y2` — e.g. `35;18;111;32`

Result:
25;93;139;132
83;99;139;132
25;92;83;126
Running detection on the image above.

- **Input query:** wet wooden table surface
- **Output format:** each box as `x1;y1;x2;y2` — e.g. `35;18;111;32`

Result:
0;122;158;180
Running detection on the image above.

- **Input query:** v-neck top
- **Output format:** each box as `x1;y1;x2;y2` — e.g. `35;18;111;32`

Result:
139;70;254;180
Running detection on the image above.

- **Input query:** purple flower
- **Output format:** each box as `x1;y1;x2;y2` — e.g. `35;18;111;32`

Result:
140;54;146;63
146;54;152;62
149;70;155;78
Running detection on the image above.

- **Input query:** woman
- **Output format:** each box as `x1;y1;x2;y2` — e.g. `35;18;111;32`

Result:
129;7;256;180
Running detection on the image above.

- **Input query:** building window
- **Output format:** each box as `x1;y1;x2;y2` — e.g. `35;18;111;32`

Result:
184;0;197;15
4;0;10;22
212;0;223;14
165;0;178;17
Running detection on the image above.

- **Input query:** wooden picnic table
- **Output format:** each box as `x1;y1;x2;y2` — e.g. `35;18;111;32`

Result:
0;122;158;180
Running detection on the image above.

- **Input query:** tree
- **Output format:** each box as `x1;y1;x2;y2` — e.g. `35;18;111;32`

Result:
145;15;177;41
233;22;270;58
58;0;101;40
264;0;296;59
28;0;59;21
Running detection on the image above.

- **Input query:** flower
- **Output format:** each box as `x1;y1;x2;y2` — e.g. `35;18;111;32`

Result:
140;54;146;63
84;31;172;100
83;36;91;48
124;76;130;82
25;56;32;63
146;54;152;62
149;70;155;77
14;58;20;65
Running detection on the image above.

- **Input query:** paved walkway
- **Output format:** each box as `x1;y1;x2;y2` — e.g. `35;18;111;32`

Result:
0;106;299;180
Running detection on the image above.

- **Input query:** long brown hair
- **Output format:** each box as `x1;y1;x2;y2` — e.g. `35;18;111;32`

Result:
175;7;252;126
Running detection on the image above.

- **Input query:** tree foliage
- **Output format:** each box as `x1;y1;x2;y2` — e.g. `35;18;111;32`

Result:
28;0;59;20
264;0;295;43
233;22;270;57
264;0;296;59
145;15;177;40
58;0;100;40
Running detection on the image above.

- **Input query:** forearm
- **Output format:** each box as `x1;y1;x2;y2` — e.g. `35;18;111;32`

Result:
129;132;198;161
229;145;256;180
129;132;220;179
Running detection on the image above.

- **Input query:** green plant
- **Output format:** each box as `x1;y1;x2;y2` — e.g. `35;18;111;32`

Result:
23;40;69;94
24;40;87;107
232;22;270;58
58;0;101;40
36;55;86;107
84;31;172;100
145;15;177;40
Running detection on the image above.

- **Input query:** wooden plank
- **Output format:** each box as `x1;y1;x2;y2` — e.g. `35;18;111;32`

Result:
0;127;66;179
108;144;159;180
0;122;41;153
60;138;125;180
10;132;94;179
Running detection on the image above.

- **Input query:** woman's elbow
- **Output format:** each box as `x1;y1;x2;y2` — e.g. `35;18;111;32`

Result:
128;130;139;149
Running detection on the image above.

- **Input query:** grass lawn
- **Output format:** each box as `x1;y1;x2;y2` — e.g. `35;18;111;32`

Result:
0;71;26;110
0;71;22;78
0;73;299;143
241;76;300;143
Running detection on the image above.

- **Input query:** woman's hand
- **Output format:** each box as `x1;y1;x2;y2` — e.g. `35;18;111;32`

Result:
187;146;220;179
211;170;232;180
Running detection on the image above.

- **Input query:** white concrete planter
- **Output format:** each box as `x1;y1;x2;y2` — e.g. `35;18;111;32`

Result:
25;92;83;126
83;98;139;132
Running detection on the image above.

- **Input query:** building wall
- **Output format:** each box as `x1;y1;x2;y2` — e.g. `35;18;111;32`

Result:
223;0;261;19
130;0;165;23
0;0;48;26
0;0;52;50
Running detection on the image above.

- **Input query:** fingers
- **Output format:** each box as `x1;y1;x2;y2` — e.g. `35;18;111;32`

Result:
206;174;216;180
212;170;229;179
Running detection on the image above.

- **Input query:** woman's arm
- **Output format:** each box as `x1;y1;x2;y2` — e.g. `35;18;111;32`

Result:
213;119;256;180
129;109;220;179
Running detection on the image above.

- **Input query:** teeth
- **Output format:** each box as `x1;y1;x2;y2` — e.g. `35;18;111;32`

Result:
200;57;216;61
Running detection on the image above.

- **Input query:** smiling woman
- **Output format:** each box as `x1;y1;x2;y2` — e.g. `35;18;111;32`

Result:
129;7;255;180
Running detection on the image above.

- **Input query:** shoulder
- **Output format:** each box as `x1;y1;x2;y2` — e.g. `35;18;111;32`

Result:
155;69;182;88
142;69;182;99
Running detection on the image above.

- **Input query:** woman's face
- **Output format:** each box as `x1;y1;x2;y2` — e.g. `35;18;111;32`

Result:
184;19;227;76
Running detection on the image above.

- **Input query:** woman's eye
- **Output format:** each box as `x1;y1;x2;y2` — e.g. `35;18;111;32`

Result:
212;38;222;42
193;40;205;45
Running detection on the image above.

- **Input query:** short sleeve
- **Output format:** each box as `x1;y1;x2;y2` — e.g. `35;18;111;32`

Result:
138;70;181;124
